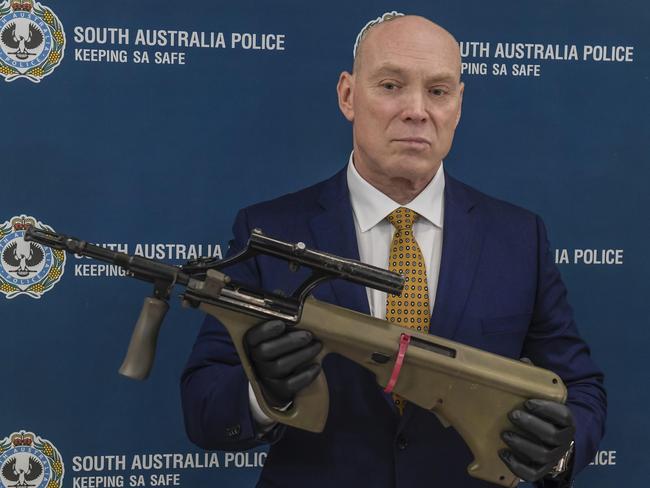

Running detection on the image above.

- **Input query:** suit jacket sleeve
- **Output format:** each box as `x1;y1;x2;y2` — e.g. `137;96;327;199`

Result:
180;208;284;450
526;216;607;485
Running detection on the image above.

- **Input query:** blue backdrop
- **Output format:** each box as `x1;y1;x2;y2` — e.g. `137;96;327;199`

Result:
2;1;647;487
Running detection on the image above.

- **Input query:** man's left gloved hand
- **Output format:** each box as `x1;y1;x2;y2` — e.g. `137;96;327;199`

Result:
499;399;575;482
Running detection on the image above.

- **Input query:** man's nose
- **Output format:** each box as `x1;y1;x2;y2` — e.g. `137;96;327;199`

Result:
400;90;428;122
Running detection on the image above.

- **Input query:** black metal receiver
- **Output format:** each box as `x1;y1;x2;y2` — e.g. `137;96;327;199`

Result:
24;227;404;379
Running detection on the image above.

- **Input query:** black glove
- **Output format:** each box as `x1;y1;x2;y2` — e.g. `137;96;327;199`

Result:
245;319;323;408
499;399;576;482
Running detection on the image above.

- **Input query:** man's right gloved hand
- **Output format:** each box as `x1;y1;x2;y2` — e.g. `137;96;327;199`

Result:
245;319;323;408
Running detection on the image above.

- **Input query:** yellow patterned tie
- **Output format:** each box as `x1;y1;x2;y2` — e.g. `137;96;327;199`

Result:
385;207;431;414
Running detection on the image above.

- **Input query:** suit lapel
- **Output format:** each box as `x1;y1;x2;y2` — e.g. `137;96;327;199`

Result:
399;174;487;427
307;168;394;412
308;168;370;315
428;173;486;340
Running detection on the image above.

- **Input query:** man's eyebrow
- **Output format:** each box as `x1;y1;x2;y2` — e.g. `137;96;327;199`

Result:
370;64;459;84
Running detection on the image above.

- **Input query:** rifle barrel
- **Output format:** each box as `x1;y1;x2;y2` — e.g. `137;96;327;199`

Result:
24;227;190;286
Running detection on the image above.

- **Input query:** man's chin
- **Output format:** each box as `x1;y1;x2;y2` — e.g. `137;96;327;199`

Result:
390;154;440;175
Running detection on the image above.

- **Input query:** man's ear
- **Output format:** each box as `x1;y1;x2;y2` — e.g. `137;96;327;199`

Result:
455;81;464;127
337;71;355;122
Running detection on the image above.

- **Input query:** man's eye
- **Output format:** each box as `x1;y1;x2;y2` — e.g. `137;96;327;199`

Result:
382;82;398;90
430;87;447;96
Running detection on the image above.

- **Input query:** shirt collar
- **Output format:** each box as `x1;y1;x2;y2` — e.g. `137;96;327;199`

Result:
346;151;445;233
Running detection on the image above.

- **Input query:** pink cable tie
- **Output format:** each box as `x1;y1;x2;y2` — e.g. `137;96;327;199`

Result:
384;333;411;394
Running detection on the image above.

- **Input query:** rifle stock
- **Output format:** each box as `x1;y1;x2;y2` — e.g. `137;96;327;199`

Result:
209;296;566;488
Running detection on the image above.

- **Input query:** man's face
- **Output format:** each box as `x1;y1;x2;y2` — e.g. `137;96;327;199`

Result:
338;17;464;188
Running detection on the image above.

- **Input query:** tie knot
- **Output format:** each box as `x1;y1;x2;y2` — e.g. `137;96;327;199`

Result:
387;207;418;230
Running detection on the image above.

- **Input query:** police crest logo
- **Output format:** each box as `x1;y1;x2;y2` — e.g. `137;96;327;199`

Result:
0;431;64;488
0;0;65;82
0;215;65;299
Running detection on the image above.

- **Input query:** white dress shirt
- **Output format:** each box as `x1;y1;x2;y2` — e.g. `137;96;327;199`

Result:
347;152;445;318
250;153;446;426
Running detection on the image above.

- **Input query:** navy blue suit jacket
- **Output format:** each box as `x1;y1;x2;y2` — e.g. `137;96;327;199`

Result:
181;168;606;488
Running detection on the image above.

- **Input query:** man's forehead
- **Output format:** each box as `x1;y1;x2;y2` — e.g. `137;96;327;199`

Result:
365;37;459;78
367;18;457;54
354;15;460;74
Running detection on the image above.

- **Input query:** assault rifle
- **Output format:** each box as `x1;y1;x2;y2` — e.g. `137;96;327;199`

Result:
25;227;566;488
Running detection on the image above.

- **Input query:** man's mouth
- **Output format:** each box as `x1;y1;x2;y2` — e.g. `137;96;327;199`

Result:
393;137;431;147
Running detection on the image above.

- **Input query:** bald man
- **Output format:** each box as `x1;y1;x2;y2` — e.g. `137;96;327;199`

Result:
181;13;606;488
339;14;464;205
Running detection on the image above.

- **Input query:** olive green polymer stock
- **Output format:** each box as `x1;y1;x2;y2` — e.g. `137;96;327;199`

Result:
204;296;567;488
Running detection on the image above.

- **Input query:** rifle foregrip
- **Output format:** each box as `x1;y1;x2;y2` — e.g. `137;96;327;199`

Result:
119;297;169;380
